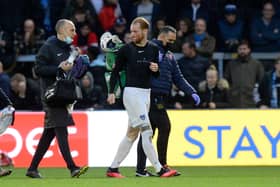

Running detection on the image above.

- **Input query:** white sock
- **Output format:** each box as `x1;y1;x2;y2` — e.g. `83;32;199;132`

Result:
141;130;162;172
110;136;134;168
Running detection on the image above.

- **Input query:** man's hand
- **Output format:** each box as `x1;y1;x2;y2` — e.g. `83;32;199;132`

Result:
260;105;269;109
208;102;216;109
17;81;26;98
149;62;158;72
107;93;116;104
59;60;73;72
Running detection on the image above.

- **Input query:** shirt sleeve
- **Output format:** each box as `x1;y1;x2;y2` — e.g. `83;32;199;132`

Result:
152;45;160;77
34;43;58;78
109;45;126;93
171;56;196;95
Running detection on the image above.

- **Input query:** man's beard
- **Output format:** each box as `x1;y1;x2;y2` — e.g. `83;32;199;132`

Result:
238;54;250;61
134;34;144;44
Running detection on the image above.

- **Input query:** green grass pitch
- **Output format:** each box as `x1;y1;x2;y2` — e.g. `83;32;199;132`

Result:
1;166;280;187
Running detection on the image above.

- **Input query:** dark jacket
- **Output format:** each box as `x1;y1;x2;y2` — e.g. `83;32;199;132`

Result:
151;39;196;96
250;17;280;52
10;79;42;111
258;70;280;107
224;56;264;108
186;33;216;57
218;18;244;52
198;79;230;108
178;54;210;90
34;36;74;128
74;72;106;109
181;3;209;23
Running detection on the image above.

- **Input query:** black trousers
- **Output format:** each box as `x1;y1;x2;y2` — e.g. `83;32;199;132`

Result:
136;94;171;172
28;127;78;172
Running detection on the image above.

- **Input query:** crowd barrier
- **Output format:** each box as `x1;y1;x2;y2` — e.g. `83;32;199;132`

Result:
17;52;280;78
0;110;279;168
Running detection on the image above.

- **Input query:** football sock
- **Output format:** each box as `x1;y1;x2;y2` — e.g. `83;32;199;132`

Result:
141;129;162;172
111;136;134;168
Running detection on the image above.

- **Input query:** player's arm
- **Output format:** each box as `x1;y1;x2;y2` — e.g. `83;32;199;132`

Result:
171;56;197;95
150;46;160;77
34;44;58;78
107;45;126;104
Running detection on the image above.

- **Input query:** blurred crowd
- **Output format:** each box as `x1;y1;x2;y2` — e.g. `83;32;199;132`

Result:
1;0;280;110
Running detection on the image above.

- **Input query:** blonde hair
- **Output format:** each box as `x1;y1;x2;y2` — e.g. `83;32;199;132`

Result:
206;65;218;76
131;17;150;30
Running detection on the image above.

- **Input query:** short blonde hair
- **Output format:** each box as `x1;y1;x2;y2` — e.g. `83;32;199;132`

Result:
131;17;150;30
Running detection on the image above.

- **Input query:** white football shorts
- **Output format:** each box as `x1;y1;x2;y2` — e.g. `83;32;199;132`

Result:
123;87;151;128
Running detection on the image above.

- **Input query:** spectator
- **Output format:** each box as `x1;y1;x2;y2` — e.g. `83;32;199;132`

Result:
186;18;216;58
168;84;187;109
90;0;104;14
258;57;280;108
87;46;107;95
0;27;15;71
71;8;92;28
72;22;98;54
224;40;264;108
198;65;230;109
172;17;193;52
151;17;166;39
10;73;41;110
128;0;161;33
181;0;209;23
217;4;244;52
64;0;102;36
14;19;45;55
109;16;127;41
178;40;210;90
250;2;280;52
123;31;132;44
74;72;106;110
98;0;122;31
0;62;10;96
63;0;98;20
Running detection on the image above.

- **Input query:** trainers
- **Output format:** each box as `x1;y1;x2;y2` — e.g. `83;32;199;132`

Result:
136;169;155;177
163;165;181;176
71;166;89;178
0;168;12;177
106;167;125;178
26;170;42;178
157;167;177;178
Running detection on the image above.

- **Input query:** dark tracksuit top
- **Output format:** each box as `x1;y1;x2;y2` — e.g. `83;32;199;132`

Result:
109;41;159;93
150;39;196;96
34;36;74;128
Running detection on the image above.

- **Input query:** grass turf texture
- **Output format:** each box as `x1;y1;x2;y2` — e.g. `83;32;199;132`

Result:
1;166;280;187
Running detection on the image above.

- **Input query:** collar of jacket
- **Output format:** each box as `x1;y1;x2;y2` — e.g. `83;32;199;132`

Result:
151;39;168;53
47;35;71;49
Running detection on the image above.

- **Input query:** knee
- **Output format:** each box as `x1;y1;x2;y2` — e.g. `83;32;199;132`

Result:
126;132;138;142
140;126;153;143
